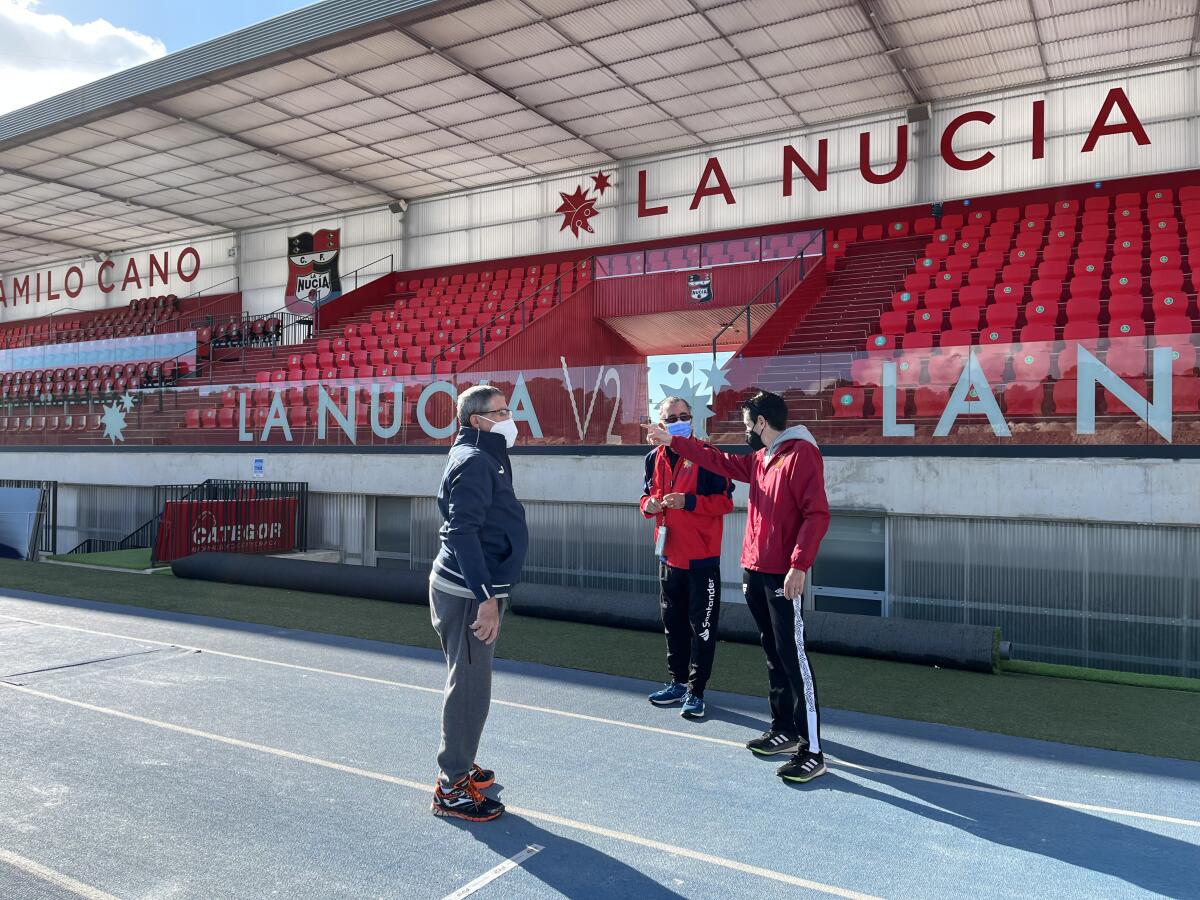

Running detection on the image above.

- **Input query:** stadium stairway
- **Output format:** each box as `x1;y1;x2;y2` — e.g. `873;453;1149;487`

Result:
711;235;926;433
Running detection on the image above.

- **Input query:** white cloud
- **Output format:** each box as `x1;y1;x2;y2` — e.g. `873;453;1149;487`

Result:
0;0;166;116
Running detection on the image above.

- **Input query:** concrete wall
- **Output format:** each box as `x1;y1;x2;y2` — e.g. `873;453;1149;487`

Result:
3;450;1196;527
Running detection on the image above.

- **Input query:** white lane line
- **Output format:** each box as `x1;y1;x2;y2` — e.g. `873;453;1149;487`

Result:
3;611;1198;830
442;844;543;900
0;681;879;900
0;848;121;900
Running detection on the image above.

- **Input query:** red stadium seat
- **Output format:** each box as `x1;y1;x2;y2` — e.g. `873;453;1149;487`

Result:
988;303;1017;331
1106;294;1144;320
1105;338;1146;377
879;311;908;335
914;385;951;417
958;285;988;307
1150;270;1184;293
949;306;981;331
1023;300;1058;327
993;282;1025;305
1002;382;1044;416
1065;295;1101;322
831;387;866;417
925;349;964;386
900;332;934;350
1108;318;1146;340
939;330;972;347
868;333;897;355
923;288;953;311
912;309;944;333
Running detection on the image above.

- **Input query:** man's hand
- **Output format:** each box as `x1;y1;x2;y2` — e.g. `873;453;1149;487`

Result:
783;568;806;601
643;422;672;447
471;597;501;645
644;495;663;515
662;492;687;510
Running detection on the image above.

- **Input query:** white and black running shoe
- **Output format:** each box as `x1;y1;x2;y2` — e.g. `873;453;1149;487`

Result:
745;730;804;756
777;751;826;783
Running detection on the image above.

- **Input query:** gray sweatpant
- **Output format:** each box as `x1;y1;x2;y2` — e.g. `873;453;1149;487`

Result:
430;584;504;788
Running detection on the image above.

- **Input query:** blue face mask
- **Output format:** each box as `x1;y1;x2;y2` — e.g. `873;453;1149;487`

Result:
666;420;693;438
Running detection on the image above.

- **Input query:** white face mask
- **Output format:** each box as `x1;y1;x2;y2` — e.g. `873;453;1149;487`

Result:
479;416;518;448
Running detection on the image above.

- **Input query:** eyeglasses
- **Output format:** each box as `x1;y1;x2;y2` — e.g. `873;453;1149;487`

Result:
661;413;692;424
483;408;512;418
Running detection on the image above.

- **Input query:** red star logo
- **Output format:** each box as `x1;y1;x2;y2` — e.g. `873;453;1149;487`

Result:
556;185;599;238
590;171;612;195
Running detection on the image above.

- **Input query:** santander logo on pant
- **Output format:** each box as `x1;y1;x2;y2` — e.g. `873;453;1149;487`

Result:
699;578;715;641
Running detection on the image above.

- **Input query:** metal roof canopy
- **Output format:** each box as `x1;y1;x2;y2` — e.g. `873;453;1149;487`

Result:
0;0;1192;272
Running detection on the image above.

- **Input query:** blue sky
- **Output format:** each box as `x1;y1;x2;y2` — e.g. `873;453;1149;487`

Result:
0;0;312;114
37;1;309;52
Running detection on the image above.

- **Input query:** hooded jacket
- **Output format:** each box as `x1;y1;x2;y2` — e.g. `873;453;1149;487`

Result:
432;426;529;603
668;425;830;575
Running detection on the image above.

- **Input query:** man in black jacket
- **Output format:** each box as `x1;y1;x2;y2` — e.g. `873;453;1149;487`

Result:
430;385;528;822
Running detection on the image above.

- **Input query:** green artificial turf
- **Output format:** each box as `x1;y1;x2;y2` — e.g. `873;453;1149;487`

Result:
1003;659;1200;693
47;548;156;570
0;558;1197;761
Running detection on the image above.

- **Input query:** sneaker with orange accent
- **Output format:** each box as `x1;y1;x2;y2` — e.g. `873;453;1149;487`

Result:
469;763;495;789
431;774;505;822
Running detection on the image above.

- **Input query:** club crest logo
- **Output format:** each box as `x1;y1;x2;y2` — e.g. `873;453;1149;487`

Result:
556;172;611;238
285;228;342;313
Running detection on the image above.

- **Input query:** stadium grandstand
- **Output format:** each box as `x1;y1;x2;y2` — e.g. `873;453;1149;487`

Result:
0;1;1198;898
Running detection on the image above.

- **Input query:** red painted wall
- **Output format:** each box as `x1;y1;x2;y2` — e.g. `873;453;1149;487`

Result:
594;261;786;318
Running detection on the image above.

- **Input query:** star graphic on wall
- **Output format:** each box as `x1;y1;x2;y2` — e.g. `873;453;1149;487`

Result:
99;401;129;443
699;363;731;396
590;171;612;195
119;391;137;412
556;185;600;238
656;376;714;440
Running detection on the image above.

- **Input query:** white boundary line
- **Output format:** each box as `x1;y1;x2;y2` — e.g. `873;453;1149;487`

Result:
0;681;880;900
441;844;542;900
0;848;121;900
3;611;1198;830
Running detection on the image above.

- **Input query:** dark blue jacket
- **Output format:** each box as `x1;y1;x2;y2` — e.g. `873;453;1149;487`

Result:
432;427;529;603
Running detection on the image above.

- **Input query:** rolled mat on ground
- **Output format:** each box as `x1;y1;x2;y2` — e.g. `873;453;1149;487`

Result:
171;552;1001;673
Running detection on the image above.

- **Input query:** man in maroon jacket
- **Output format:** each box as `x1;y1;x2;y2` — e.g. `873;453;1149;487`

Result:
646;389;831;783
640;396;733;721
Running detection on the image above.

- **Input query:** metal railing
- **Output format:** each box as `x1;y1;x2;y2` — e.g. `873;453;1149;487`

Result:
711;230;825;361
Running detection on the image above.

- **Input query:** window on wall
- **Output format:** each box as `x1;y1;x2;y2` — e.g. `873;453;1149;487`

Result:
595;229;821;279
375;496;412;563
701;238;761;267
811;513;886;617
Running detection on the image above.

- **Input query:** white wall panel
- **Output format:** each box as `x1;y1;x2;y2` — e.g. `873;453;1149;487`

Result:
5;60;1199;323
400;60;1200;269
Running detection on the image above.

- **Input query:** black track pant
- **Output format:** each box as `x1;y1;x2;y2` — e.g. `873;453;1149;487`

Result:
659;563;721;697
742;568;822;753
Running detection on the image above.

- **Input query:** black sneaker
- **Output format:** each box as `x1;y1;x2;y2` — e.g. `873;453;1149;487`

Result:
469;763;495;789
777;751;826;783
745;730;803;756
431;775;505;822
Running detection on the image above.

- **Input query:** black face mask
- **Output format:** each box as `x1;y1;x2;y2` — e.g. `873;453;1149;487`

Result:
745;423;766;452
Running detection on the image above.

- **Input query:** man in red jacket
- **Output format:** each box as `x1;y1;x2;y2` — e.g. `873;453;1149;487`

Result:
646;389;831;783
641;397;733;720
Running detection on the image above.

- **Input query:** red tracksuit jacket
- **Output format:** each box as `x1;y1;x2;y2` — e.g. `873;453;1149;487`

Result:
669;427;830;575
640;445;733;570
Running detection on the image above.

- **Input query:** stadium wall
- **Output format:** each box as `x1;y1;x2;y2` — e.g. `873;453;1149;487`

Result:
2;61;1198;325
